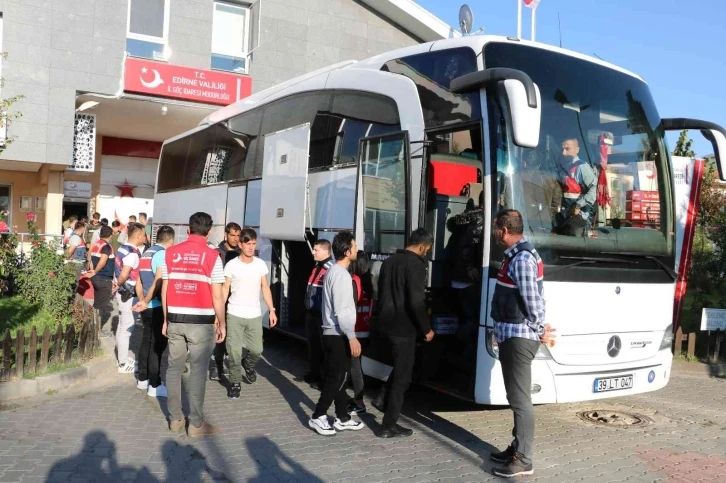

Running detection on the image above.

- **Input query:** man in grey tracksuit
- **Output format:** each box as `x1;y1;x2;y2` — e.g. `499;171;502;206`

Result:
308;231;365;436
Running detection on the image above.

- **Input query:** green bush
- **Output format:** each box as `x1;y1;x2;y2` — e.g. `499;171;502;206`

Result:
14;215;77;322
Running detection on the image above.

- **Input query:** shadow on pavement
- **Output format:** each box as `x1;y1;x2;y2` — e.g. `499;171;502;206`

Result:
245;435;323;482
255;357;315;425
46;431;158;482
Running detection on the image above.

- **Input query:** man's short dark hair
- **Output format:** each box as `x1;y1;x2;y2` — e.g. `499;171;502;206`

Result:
225;222;242;233
408;228;433;247
332;231;355;261
189;212;213;236
156;225;175;243
100;218;109;226
494;209;524;235
127;222;145;239
139;212;147;220
92;212;100;219
111;220;121;228
129;215;137;222
74;221;85;230
68;215;78;222
99;226;113;239
241;228;257;243
313;239;331;252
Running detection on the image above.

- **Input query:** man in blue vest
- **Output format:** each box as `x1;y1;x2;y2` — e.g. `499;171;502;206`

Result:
489;209;555;478
87;225;115;338
133;225;175;397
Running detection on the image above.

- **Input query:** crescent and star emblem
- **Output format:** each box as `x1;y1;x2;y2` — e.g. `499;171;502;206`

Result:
140;67;164;89
172;253;183;263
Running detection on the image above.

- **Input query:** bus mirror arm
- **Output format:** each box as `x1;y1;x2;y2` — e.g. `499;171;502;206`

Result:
661;118;726;182
451;68;541;149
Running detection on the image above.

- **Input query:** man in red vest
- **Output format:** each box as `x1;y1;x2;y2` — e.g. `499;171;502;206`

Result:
161;212;226;437
555;138;597;236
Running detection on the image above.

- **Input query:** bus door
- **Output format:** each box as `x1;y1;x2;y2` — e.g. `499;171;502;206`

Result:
418;122;485;399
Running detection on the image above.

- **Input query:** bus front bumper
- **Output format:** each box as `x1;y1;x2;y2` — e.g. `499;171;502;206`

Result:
476;349;673;405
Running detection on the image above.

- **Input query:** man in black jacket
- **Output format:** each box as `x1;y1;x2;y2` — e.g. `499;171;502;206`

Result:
371;228;435;438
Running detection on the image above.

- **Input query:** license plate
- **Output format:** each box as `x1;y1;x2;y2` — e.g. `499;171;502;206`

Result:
593;375;633;393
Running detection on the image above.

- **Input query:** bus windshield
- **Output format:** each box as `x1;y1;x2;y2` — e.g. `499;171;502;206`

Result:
484;42;674;272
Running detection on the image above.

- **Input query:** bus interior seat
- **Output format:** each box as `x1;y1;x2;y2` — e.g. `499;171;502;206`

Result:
429;154;482;197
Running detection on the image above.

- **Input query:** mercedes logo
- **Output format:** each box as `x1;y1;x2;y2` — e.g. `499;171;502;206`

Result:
607;336;622;358
615;286;621;294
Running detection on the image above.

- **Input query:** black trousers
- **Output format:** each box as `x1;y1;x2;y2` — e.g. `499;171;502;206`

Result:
91;278;113;328
305;312;324;380
312;335;351;421
212;342;227;363
377;333;417;429
137;307;167;387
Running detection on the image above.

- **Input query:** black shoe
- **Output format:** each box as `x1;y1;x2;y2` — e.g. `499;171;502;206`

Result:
376;424;413;438
347;402;367;416
242;362;257;384
227;383;242;399
490;445;515;464
393;424;413;437
492;456;534;478
209;363;220;381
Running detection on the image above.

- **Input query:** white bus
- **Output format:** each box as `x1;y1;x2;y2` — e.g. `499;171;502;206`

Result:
152;36;726;404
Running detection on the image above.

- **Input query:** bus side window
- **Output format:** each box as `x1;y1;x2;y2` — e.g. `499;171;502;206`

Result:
226;109;262;182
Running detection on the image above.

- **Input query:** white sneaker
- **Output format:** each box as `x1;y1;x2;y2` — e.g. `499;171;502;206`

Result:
118;362;135;374
334;418;364;431
136;379;149;390
147;383;168;398
309;415;336;436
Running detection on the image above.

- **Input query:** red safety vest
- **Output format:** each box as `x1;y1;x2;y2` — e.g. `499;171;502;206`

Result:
164;235;220;324
562;160;586;200
352;274;373;338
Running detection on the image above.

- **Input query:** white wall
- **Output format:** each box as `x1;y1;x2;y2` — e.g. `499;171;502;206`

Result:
98;155;158;222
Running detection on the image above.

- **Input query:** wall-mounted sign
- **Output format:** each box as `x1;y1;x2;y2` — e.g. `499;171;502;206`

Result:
124;58;252;106
64;181;92;198
702;308;726;331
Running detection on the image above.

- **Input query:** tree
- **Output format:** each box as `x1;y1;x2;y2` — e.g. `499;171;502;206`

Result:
0;52;24;154
673;129;695;158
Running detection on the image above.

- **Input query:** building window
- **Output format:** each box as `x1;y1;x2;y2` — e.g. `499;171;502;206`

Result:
0;186;10;230
35;197;46;212
211;1;250;74
127;0;170;61
19;196;32;212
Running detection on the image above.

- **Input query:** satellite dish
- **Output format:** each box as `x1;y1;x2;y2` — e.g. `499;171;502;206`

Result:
459;4;474;35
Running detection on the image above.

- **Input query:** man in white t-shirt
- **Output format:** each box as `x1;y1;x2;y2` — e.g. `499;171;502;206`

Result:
222;228;277;399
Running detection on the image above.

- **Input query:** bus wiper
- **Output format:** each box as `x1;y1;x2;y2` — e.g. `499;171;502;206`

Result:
558;256;637;264
600;251;678;281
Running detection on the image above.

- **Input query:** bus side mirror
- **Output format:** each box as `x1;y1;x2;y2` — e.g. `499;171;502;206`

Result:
498;79;541;149
451;67;541;148
701;129;726;181
661;118;726;181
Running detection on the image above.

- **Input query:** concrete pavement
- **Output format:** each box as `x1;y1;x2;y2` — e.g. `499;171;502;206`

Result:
0;333;724;482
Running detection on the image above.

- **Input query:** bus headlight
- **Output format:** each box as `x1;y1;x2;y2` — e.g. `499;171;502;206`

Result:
659;324;674;350
534;344;553;360
486;328;499;359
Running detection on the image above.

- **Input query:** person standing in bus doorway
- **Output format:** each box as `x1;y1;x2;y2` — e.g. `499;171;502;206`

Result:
370;228;434;439
208;222;243;381
162;212;227;436
489;209;555;478
309;231;365;436
303;239;334;387
133;225;175;398
222;228;277;399
113;222;146;374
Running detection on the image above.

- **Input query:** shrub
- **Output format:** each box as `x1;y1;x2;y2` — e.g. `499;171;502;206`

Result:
14;215;77;321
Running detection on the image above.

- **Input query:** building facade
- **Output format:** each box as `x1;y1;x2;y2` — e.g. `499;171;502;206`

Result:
0;0;453;235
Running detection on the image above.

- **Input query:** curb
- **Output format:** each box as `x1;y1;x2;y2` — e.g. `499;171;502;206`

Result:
0;338;117;402
673;359;726;378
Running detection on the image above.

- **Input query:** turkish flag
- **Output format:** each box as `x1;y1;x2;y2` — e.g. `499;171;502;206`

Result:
524;0;540;8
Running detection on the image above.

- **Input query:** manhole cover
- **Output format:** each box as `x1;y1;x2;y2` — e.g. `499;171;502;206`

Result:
577;410;652;428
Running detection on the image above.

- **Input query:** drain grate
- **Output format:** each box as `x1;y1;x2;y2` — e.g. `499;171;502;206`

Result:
577;410;652;428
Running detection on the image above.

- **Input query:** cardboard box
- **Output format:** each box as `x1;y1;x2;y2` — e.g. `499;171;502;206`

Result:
625;211;661;221
626;190;660;202
625;200;661;212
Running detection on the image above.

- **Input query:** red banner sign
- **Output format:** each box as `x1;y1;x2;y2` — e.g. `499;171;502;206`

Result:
124;58;252;106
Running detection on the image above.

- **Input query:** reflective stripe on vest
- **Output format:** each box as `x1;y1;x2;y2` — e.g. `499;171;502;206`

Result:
91;239;115;278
